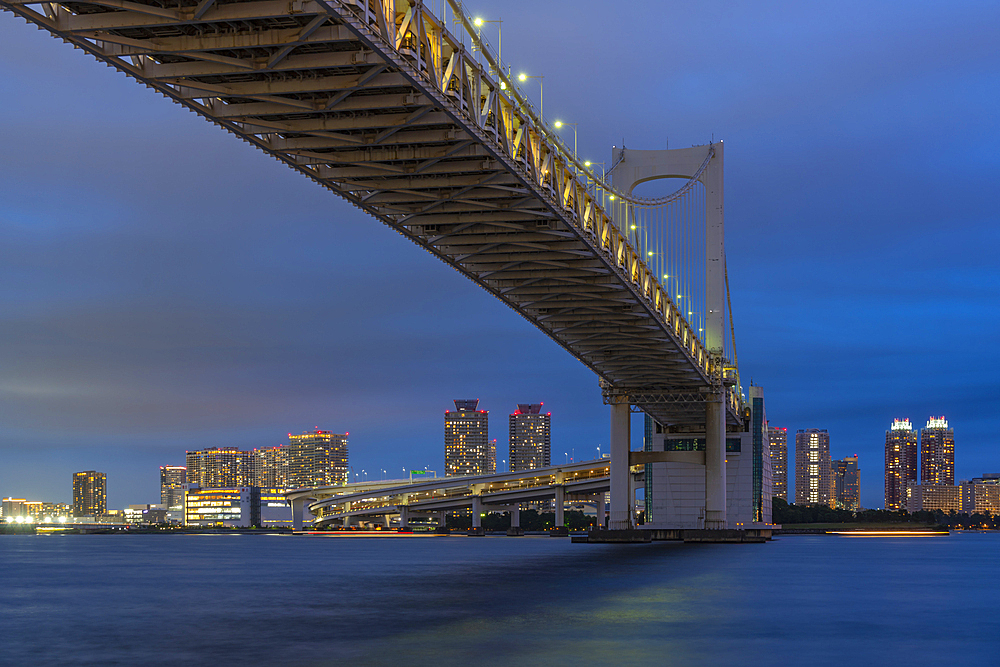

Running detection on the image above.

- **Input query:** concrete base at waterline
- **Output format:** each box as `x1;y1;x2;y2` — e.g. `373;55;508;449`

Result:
506;527;525;536
676;529;766;543
579;528;770;544
548;526;569;537
466;527;485;536
583;529;651;543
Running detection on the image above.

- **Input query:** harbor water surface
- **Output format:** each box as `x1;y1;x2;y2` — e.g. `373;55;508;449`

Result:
2;531;998;666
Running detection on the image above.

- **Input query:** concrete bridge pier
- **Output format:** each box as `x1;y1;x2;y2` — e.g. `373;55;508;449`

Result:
510;505;520;528
291;497;306;530
609;402;633;530
555;486;565;527
596;493;606;529
472;496;483;528
399;506;410;528
436;511;447;527
704;388;727;530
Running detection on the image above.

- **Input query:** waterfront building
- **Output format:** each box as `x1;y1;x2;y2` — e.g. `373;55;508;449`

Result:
287;430;348;488
41;502;72;519
920;417;955;485
833;456;861;511
72;471;107;517
445;399;491;476
160;466;187;509
509;403;551;472
885;419;918;510
906;483;961;513
251;445;289;488
124;504;168;525
185;448;248;488
961;479;1000;515
182;486;291;527
258;488;293;527
768;426;788;501
183;485;253;527
795;429;833;507
2;497;26;518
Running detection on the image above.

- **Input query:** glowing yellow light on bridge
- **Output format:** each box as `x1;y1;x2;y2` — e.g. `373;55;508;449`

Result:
663;274;669;279
648;251;654;256
630;224;636;230
609;195;615;200
474;17;483;26
518;73;527;82
677;295;682;299
584;161;591;167
688;311;693;316
554;120;563;128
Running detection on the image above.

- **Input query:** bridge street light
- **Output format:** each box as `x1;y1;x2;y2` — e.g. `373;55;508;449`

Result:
473;16;503;74
517;72;544;123
554;120;578;159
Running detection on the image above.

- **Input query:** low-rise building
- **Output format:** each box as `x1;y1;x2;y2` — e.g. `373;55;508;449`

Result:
184;485;253;527
124;504;169;525
906;483;962;513
960;478;1000;515
183;486;292;527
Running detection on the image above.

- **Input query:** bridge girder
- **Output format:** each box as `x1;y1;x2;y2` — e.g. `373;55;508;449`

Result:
1;0;743;425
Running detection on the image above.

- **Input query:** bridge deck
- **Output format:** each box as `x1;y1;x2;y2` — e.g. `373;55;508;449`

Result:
287;459;613;524
1;0;741;425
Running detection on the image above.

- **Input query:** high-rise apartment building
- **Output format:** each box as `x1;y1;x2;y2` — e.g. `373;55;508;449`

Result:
185;448;248;488
160;466;187;509
251;445;289;488
768;427;789;501
72;471;107;517
885;419;918;510
445;399;491;476
833;456;860;511
287;430;348;488
921;417;954;486
509;403;551;472
795;429;833;507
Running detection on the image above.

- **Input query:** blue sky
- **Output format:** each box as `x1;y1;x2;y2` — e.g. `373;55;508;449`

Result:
0;0;997;509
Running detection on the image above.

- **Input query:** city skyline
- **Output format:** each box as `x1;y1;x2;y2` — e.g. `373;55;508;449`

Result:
1;1;998;511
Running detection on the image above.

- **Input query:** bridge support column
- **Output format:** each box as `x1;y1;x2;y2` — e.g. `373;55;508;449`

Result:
555;487;565;527
291;498;306;530
510;505;520;529
343;515;351;528
472;496;482;528
436;512;446;527
399;506;409;529
705;389;727;530
609;402;633;530
596;494;606;529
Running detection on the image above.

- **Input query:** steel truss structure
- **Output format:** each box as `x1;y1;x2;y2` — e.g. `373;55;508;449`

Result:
1;0;742;426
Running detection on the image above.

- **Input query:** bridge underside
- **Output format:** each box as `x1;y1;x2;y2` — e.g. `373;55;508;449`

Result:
1;0;742;428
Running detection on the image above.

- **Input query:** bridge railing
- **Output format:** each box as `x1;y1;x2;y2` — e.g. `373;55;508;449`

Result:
337;0;717;384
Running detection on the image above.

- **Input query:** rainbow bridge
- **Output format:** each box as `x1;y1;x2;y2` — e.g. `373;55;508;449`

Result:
2;0;755;532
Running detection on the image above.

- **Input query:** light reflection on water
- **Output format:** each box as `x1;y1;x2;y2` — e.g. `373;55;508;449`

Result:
1;532;998;666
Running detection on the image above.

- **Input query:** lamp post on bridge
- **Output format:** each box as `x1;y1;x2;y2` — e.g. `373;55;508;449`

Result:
473;16;503;74
517;72;544;124
554;120;578;160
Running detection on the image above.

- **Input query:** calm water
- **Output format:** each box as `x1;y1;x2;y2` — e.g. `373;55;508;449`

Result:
2;532;998;666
